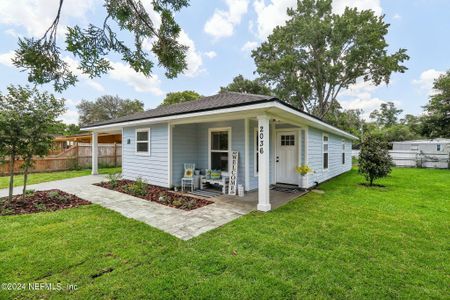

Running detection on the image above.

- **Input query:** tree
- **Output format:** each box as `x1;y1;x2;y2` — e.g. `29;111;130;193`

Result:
358;133;392;186
421;70;450;138
12;0;189;92
19;89;65;199
323;100;365;139
369;102;403;127
159;90;201;107
252;0;408;118
219;75;272;95
77;95;144;125
0;85;65;201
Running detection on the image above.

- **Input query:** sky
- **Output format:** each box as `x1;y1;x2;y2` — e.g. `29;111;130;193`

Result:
0;0;449;124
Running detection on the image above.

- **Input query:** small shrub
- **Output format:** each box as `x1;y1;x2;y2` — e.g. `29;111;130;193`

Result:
172;199;183;208
25;189;35;196
158;193;169;204
107;173;122;189
48;191;60;199
358;133;393;186
125;177;148;196
34;203;46;211
184;199;197;210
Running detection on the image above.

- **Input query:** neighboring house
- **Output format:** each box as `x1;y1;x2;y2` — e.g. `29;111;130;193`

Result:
392;139;450;153
82;92;357;211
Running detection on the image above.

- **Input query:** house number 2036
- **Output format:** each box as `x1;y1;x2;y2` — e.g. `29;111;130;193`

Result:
259;126;264;154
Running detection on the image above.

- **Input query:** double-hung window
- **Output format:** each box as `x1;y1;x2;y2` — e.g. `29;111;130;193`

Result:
323;135;329;170
342;140;346;165
437;144;441;151
136;128;150;155
209;129;230;172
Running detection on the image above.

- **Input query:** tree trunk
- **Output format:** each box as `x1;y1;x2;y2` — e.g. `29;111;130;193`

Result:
369;177;374;186
8;152;15;201
22;162;30;201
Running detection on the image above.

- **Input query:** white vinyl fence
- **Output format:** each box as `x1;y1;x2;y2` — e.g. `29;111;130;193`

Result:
352;149;449;169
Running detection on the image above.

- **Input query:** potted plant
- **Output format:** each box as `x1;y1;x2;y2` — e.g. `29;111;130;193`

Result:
295;165;313;188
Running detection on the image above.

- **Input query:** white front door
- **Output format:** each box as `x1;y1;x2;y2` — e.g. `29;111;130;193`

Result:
276;131;298;185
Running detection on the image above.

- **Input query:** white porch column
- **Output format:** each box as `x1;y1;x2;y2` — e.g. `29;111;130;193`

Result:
257;114;271;211
91;132;98;175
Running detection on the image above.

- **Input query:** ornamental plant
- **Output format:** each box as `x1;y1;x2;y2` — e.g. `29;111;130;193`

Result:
296;165;313;176
358;133;393;186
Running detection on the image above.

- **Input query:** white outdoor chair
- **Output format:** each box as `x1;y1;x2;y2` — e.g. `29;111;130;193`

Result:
181;163;195;192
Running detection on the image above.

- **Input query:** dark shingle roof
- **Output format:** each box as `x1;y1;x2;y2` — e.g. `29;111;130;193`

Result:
84;92;277;127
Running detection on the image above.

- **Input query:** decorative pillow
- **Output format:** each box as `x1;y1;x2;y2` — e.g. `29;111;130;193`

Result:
184;168;194;178
210;170;221;180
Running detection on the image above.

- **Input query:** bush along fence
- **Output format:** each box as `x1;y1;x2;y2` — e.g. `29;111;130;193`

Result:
0;143;121;175
353;149;450;169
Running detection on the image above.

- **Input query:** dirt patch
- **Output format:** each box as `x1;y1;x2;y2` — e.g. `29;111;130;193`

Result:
0;189;90;216
94;180;212;211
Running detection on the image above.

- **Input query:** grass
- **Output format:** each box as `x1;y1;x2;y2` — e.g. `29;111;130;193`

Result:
0;168;448;299
0;167;122;190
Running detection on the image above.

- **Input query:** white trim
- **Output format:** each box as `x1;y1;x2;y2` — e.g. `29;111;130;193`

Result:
207;127;232;174
135;128;151;156
91;132;98;175
322;133;329;171
168;125;171;187
82;101;357;140
121;128;124;171
244;118;250;191
257;114;271;211
270;122;276;185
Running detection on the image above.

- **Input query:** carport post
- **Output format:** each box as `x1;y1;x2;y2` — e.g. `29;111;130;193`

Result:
92;132;98;175
257;114;271;211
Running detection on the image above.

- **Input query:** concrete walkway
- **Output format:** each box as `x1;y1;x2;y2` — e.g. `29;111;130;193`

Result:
0;176;256;240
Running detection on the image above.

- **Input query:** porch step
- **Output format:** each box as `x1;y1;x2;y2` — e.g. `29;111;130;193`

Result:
189;189;222;198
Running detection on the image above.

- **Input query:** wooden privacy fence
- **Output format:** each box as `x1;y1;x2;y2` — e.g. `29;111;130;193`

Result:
0;143;121;175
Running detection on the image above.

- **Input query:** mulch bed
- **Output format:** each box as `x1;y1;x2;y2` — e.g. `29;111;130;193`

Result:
94;179;213;211
0;189;91;216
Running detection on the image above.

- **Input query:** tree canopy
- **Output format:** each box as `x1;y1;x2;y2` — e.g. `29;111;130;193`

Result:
159;90;201;107
252;0;409;118
421;70;450;138
219;75;272;95
77;95;144;125
12;0;190;92
369;102;403;127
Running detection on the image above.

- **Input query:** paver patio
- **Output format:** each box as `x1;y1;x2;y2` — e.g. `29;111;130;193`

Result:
0;175;303;240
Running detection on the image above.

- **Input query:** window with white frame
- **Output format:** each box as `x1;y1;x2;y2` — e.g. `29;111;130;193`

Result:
209;129;230;172
342;140;346;165
136;128;150;154
254;128;259;175
437;144;441;151
323;134;329;170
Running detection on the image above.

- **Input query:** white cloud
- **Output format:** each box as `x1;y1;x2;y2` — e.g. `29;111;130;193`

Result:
241;41;258;52
108;61;163;95
63;56;105;92
204;0;249;39
0;0;95;37
393;13;401;20
253;0;382;40
59;108;79;124
339;80;392;119
178;30;204;77
412;69;445;96
0;51;14;67
204;51;217;59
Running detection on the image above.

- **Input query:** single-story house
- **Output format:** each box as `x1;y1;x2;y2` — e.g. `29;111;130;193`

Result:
82;92;357;211
392;139;450;153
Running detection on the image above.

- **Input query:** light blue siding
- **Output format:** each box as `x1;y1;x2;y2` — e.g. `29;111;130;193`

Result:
122;124;169;187
307;127;352;187
171;120;246;187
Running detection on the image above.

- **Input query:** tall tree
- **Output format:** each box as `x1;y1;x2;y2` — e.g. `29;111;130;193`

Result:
369;102;403;127
421;70;450;138
77;95;144;125
323;100;365;139
12;0;189;92
358;133;392;186
252;0;408;118
19;88;65;199
159;90;201;107
219;75;272;95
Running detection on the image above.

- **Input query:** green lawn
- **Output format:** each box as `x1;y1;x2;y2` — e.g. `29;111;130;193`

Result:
0;167;122;190
0;168;448;299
